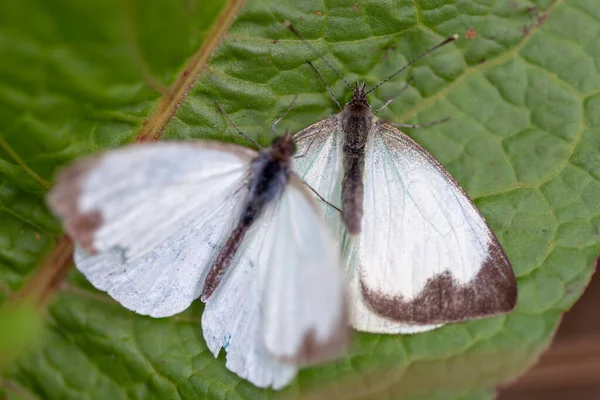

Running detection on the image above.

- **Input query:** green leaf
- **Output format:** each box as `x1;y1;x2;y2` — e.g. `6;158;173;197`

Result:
1;0;599;399
0;301;43;370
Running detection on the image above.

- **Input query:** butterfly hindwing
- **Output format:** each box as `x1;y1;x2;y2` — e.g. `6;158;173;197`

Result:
71;185;247;317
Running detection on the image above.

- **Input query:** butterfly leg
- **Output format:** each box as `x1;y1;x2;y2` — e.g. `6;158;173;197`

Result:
271;94;299;136
293;133;319;159
392;117;451;129
306;61;343;112
296;174;341;213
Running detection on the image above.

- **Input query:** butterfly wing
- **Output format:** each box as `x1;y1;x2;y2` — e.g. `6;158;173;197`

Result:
358;122;517;325
48;142;254;317
202;175;347;389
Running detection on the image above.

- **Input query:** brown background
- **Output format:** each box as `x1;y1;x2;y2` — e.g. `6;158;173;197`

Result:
498;265;600;399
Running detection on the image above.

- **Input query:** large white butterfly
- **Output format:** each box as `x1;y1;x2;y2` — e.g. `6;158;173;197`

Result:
290;31;517;334
47;130;348;390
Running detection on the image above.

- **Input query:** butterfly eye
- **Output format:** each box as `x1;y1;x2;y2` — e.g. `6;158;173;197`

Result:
344;91;354;104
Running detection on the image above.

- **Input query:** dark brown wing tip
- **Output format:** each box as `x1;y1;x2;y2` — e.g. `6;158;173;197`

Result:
360;242;517;325
47;156;103;254
285;327;350;366
275;312;351;366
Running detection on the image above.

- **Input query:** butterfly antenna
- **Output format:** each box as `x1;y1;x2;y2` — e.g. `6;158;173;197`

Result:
374;76;415;114
285;21;352;90
215;100;263;150
272;94;299;136
365;34;459;96
307;61;343;111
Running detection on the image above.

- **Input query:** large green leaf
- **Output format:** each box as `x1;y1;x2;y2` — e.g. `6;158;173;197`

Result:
1;0;599;398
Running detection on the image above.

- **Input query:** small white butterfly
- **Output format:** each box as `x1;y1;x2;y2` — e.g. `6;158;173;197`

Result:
288;27;517;334
47;105;348;390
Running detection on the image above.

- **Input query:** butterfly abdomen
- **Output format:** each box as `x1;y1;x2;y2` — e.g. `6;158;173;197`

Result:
341;111;370;235
242;157;289;225
341;151;364;235
201;223;249;302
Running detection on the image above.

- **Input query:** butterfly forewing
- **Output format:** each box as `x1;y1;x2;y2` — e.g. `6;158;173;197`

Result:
344;235;442;334
201;203;298;390
49;142;255;256
358;123;516;324
49;142;253;317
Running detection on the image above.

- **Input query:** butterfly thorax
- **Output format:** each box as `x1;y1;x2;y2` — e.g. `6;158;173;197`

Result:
346;82;371;110
201;137;293;302
268;133;296;163
242;139;293;226
342;82;373;148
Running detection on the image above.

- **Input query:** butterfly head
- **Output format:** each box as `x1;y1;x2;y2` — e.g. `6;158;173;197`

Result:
346;81;371;110
270;132;297;162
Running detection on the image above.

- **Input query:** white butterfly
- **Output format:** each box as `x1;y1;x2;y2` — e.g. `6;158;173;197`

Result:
47;130;348;390
291;33;517;334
